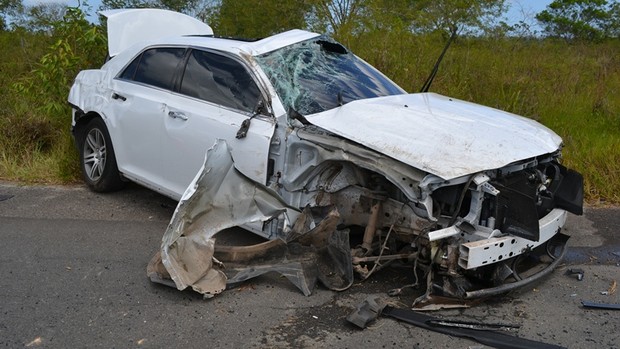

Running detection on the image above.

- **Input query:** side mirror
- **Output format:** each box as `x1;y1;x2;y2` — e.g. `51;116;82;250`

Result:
237;99;271;139
255;99;271;116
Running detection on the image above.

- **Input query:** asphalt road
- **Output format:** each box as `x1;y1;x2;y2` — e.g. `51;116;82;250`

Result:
0;182;618;348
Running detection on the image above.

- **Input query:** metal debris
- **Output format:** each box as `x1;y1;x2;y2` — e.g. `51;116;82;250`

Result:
566;268;584;281
426;319;520;332
581;301;620;310
347;296;566;349
346;296;386;329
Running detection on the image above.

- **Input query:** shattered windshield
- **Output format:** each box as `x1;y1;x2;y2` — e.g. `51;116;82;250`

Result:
255;36;405;115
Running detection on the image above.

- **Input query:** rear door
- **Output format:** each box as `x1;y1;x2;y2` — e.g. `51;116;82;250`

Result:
107;47;186;193
161;48;275;197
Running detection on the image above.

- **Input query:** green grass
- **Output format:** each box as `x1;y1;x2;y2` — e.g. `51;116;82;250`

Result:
1;29;619;203
0;30;79;184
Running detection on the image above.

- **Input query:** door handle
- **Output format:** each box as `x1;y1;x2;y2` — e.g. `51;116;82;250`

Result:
111;93;126;101
168;111;188;121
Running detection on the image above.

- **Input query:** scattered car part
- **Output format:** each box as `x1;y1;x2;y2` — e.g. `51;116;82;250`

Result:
566;268;584;281
581;301;620;310
383;305;567;349
426;319;520;332
346;296;386;329
347;296;565;349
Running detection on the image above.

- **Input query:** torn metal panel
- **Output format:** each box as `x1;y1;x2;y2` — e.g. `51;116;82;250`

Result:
213;207;353;295
148;140;354;297
151;139;300;296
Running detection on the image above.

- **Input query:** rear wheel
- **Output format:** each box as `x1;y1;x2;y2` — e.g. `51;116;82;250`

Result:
78;117;124;192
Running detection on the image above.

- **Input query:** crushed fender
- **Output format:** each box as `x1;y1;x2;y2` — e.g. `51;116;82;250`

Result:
147;140;353;297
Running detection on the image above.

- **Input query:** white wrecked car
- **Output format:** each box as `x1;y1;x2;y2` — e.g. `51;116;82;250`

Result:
69;9;583;307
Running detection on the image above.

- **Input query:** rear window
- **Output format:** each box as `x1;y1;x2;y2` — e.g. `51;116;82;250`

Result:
119;48;186;90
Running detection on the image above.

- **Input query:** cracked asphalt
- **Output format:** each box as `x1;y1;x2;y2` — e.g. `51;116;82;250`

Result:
0;181;618;348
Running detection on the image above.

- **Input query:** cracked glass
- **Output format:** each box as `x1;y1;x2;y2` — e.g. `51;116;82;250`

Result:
255;36;404;115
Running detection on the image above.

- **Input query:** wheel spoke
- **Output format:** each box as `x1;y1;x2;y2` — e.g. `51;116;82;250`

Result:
99;157;106;172
95;130;104;148
83;152;97;164
86;133;98;151
88;161;100;179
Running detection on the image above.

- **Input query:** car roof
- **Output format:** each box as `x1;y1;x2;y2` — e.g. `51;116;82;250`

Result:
146;29;321;57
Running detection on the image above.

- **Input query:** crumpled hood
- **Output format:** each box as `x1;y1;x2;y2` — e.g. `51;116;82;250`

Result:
305;93;562;180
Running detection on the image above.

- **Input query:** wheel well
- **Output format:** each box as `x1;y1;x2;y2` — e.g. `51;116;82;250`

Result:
73;112;102;138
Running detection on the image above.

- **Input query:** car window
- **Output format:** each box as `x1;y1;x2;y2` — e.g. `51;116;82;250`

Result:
180;49;261;113
119;48;185;90
255;36;404;115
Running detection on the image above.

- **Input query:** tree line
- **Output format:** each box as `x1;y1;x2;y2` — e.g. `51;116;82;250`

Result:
2;0;620;41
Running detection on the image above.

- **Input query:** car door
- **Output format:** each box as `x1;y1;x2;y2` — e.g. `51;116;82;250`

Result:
160;48;275;197
107;47;186;193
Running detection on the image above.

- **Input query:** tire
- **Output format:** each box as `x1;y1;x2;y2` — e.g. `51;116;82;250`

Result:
78;117;125;192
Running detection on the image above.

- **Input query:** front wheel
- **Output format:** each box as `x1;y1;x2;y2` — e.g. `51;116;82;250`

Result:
78;117;124;192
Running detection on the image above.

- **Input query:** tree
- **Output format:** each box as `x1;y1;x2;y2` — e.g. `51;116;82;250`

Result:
308;0;365;35
0;0;20;13
536;0;619;40
14;6;106;118
213;0;311;38
100;0;158;9
0;0;22;30
13;2;69;33
412;0;507;36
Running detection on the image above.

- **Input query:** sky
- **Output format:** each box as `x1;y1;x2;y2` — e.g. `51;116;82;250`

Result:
21;0;553;29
